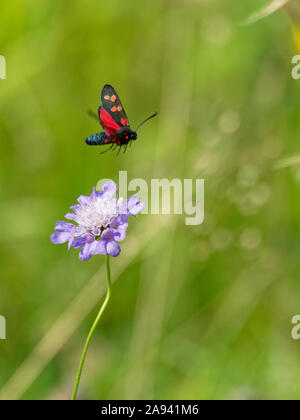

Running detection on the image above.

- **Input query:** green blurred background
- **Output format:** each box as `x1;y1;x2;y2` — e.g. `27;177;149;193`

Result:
1;0;300;400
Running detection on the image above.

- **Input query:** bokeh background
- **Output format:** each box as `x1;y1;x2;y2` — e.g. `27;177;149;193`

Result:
1;0;300;400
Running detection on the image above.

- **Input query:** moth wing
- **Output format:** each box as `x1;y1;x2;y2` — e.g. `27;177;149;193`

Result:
101;84;130;127
98;107;120;137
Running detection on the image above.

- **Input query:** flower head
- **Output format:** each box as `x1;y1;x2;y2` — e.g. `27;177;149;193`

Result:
51;181;145;260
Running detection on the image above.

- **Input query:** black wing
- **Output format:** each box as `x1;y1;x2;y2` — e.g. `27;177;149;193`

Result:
101;84;130;127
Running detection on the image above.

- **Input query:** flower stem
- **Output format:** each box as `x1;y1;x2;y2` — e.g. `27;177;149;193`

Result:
71;254;111;400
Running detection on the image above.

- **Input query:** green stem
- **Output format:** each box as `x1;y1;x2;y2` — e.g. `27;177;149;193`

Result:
71;254;111;400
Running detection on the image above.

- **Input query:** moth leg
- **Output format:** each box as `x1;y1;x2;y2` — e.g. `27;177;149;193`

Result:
99;143;114;155
123;144;128;154
116;146;122;157
88;109;99;121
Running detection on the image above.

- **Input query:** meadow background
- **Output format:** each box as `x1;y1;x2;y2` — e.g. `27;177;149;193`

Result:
1;0;300;400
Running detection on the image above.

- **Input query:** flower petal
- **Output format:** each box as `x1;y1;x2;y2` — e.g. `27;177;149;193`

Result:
101;228;125;241
72;236;87;249
106;240;121;257
91;227;101;236
108;225;127;242
94;239;107;255
101;181;118;200
126;196;146;215
55;221;75;232
77;194;90;206
110;215;128;228
70;204;80;212
131;201;145;215
115;226;127;241
101;229;113;241
79;240;97;261
51;231;73;244
64;212;77;221
90;187;99;201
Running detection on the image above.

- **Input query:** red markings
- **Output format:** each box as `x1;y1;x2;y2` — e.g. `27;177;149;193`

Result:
99;108;120;136
111;95;117;102
105;139;109;143
117;140;121;145
111;105;121;112
121;117;129;126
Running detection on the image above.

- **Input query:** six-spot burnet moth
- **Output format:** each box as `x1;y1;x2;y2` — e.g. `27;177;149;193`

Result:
86;84;158;155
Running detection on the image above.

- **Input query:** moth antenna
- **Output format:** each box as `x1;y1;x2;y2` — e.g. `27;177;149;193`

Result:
135;111;158;131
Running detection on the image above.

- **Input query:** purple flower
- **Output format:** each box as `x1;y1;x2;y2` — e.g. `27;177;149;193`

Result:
51;181;145;260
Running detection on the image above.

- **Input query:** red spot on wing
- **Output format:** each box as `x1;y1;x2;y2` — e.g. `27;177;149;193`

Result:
99;107;121;137
111;106;117;112
121;117;129;127
111;95;117;102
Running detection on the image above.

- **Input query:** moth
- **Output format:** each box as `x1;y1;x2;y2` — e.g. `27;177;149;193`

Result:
86;84;157;154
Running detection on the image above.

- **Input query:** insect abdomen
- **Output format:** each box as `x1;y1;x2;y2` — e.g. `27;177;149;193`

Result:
85;132;107;145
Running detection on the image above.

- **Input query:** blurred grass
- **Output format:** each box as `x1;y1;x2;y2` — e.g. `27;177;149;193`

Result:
1;0;300;400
